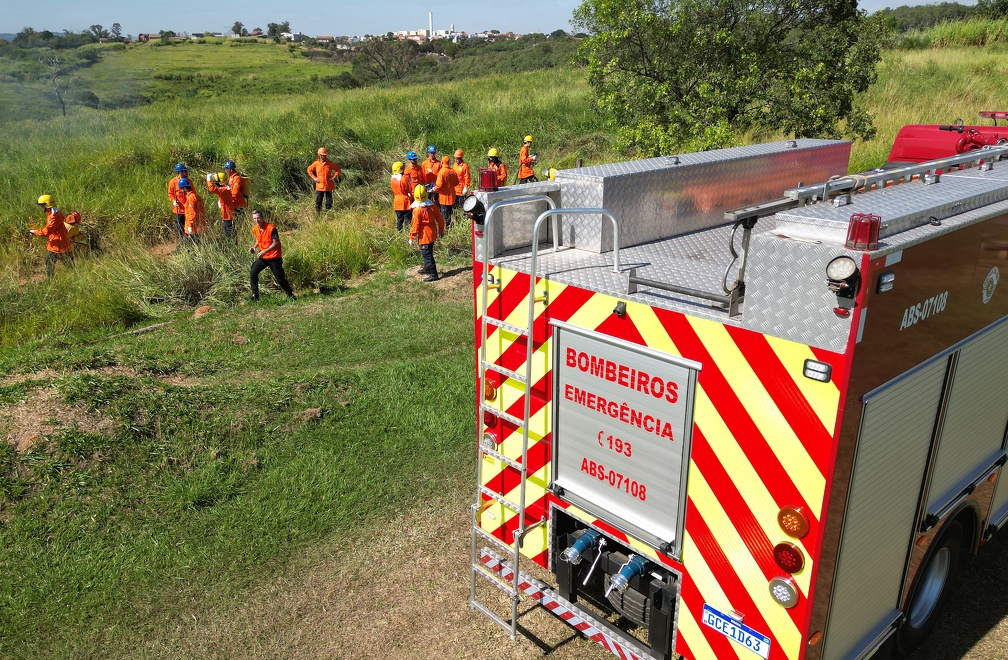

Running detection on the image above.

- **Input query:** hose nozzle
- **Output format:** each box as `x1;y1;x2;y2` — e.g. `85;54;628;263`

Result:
606;554;651;597
561;529;601;565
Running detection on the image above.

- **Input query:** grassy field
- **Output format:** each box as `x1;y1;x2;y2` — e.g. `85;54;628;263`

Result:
78;40;354;108
3;39;1008;659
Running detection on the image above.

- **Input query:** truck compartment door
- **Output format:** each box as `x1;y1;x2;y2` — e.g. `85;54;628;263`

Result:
822;357;949;659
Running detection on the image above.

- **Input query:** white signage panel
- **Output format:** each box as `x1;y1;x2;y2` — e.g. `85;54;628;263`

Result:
551;321;699;556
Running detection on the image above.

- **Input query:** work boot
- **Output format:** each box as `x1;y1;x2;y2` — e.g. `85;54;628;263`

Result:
248;294;259;301
423;272;439;282
417;267;430;275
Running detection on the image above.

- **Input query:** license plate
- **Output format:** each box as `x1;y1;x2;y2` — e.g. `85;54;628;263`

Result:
701;604;771;659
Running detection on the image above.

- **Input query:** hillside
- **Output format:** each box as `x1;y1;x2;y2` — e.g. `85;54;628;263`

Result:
2;39;1008;659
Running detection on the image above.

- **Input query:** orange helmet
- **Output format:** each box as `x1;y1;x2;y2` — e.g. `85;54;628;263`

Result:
317;147;327;156
454;149;464;158
441;156;450;166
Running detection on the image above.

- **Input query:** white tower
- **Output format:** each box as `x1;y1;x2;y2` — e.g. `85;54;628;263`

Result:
429;12;433;37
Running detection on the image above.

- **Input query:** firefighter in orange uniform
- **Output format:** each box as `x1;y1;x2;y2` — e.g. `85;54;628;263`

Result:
487;148;508;186
179;178;207;244
452;149;471;207
248;209;295;301
422;145;441;186
168;163;190;237
435;155;459;228
403;151;425;204
307;147;340;213
223;159;247;221
409;184;445;282
206;171;237;237
30;194;72;277
391;161;411;231
518;135;538;184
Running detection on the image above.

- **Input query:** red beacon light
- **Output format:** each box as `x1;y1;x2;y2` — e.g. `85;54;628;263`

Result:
845;213;881;251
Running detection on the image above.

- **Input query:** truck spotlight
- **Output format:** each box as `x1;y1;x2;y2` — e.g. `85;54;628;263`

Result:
561;529;601;565
769;576;800;608
827;256;861;316
463;196;486;228
606;554;651;597
826;256;859;293
773;542;805;573
778;506;810;539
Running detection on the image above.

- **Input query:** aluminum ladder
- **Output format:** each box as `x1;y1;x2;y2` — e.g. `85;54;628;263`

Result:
469;195;556;638
469;199;621;639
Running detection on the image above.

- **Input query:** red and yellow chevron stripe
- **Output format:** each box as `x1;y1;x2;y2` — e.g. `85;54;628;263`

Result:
475;265;844;660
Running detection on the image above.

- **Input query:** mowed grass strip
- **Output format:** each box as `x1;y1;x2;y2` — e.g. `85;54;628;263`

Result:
0;273;474;657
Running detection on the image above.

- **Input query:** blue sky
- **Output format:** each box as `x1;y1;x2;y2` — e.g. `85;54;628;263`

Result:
0;0;976;38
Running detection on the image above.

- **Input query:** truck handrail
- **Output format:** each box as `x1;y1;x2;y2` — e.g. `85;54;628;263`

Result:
725;143;1008;224
482;195;559;259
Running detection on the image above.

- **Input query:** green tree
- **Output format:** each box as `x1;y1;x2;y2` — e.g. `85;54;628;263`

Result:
232;21;244;37
110;23;122;41
573;0;883;154
978;0;1008;18
351;39;420;83
88;24;108;40
266;21;290;39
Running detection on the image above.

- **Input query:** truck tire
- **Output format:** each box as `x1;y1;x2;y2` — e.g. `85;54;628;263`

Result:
896;519;962;655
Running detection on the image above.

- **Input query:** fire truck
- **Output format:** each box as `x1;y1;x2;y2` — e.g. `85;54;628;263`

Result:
466;114;1008;660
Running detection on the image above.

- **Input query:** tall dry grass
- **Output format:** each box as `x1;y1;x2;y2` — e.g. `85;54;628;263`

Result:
4;45;1008;343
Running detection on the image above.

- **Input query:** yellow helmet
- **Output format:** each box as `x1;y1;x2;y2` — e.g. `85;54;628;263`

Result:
37;194;55;208
487;148;499;158
214;172;227;184
392;161;404;174
413;184;427;201
524;135;533;143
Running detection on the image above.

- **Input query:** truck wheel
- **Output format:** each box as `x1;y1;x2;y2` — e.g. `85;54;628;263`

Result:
896;519;962;655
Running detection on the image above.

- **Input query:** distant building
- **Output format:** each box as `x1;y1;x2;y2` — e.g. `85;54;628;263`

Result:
316;35;334;44
137;33;158;43
280;32;304;42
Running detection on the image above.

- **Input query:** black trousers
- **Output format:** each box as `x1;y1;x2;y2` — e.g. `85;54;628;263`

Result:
175;213;186;237
395;210;411;231
440;204;454;228
315;190;333;212
250;257;294;298
518;175;538;184
420;243;437;275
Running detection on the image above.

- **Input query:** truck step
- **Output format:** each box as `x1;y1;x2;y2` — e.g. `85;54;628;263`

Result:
481;361;528;384
484;316;529;336
471;561;517;596
473;522;516;553
480;444;525;472
480;403;525;429
479;485;520;512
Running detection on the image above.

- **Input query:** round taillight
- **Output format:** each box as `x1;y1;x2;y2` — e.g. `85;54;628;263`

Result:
808;631;823;647
769;576;800;609
484;380;497;401
483;411;498;427
778;506;810;539
482;431;500;448
773;542;805;573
